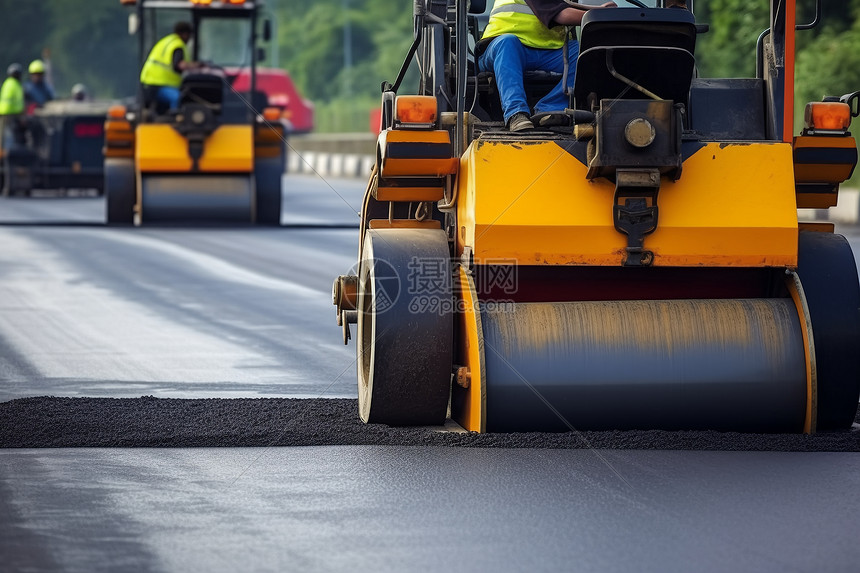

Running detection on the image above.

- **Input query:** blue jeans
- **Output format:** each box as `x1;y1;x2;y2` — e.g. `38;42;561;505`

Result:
156;86;180;110
478;34;579;124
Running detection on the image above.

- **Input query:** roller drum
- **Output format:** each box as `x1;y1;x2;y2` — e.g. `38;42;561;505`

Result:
140;174;254;223
482;299;807;432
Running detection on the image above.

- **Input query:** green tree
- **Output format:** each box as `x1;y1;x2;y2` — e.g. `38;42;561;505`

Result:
0;2;52;76
45;0;138;100
694;0;769;78
796;19;860;122
276;0;415;131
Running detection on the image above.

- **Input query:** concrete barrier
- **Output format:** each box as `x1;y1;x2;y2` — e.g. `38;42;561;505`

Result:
287;149;375;179
287;133;375;179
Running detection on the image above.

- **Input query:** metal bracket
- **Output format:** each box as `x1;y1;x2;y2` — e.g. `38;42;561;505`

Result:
340;310;357;345
460;246;474;272
613;169;660;267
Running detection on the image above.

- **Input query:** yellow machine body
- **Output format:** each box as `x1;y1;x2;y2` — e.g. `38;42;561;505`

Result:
456;140;798;268
345;4;860;436
135;124;254;173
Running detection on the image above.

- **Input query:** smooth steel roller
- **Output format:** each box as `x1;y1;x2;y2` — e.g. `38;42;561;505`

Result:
140;175;254;223
483;298;808;432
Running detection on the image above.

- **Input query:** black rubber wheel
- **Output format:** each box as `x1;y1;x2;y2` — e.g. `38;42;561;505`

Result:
254;158;282;225
105;158;135;225
3;149;35;196
357;228;453;425
797;230;860;431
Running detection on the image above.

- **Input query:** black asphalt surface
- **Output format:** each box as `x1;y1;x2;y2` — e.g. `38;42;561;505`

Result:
2;180;860;572
3;397;858;450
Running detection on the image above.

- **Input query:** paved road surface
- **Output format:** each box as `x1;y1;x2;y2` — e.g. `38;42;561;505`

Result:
3;447;859;573
0;175;362;401
1;175;859;572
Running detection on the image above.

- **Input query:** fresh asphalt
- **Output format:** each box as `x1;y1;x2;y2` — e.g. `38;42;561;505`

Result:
1;173;859;572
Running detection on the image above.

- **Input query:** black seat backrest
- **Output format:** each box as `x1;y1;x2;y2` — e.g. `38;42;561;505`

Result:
180;73;224;109
574;7;697;110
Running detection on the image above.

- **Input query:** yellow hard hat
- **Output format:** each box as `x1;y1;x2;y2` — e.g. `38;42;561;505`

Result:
28;59;45;74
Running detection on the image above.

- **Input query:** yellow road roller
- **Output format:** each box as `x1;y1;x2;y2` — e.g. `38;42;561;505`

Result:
104;0;286;225
333;0;860;433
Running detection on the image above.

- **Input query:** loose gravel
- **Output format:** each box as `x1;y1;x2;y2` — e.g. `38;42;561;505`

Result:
1;397;858;450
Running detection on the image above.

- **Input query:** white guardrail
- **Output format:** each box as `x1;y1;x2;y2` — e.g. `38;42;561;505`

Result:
287;150;375;180
287;133;375;180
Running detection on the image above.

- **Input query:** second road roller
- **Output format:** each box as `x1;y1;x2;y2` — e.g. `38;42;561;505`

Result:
104;0;286;225
333;0;860;433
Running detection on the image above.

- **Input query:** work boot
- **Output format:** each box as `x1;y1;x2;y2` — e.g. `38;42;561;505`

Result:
507;112;533;132
533;112;571;128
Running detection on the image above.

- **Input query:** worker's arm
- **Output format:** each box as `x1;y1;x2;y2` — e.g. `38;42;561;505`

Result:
554;2;617;26
526;0;616;29
172;48;200;73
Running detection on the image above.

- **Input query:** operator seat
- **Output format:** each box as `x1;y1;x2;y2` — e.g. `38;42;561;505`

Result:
179;72;224;111
573;7;697;111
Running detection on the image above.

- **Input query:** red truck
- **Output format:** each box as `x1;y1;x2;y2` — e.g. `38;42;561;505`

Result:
230;67;314;134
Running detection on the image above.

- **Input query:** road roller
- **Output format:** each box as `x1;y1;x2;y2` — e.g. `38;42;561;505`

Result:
332;0;860;432
104;0;286;225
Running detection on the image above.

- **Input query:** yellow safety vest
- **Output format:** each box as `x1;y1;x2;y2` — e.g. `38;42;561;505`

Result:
481;0;566;49
0;77;24;115
140;33;188;88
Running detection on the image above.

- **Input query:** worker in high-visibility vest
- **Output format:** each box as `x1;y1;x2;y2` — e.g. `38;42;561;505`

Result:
477;0;616;131
140;21;200;112
0;63;25;117
24;59;55;109
0;63;26;155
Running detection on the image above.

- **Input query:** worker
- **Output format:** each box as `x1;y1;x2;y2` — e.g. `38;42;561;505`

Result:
24;59;55;109
71;84;88;102
477;0;617;131
0;63;26;151
139;21;201;112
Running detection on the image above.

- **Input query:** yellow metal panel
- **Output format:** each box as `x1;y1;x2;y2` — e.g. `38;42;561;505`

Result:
798;222;835;233
378;129;458;178
136;124;253;173
198;125;253;172
104;120;135;159
383;129;452;144
796;193;837;209
451;267;486;433
382;158;458;177
374;185;444;202
793;135;857;184
457;140;798;267
254;124;284;159
786;273;816;434
136;124;191;172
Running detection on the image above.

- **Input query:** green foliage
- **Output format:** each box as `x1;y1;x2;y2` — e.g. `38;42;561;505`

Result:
45;0;138;101
0;0;137;100
795;8;860;110
275;0;415;131
313;94;379;133
5;0;860;135
693;0;769;78
0;1;51;70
